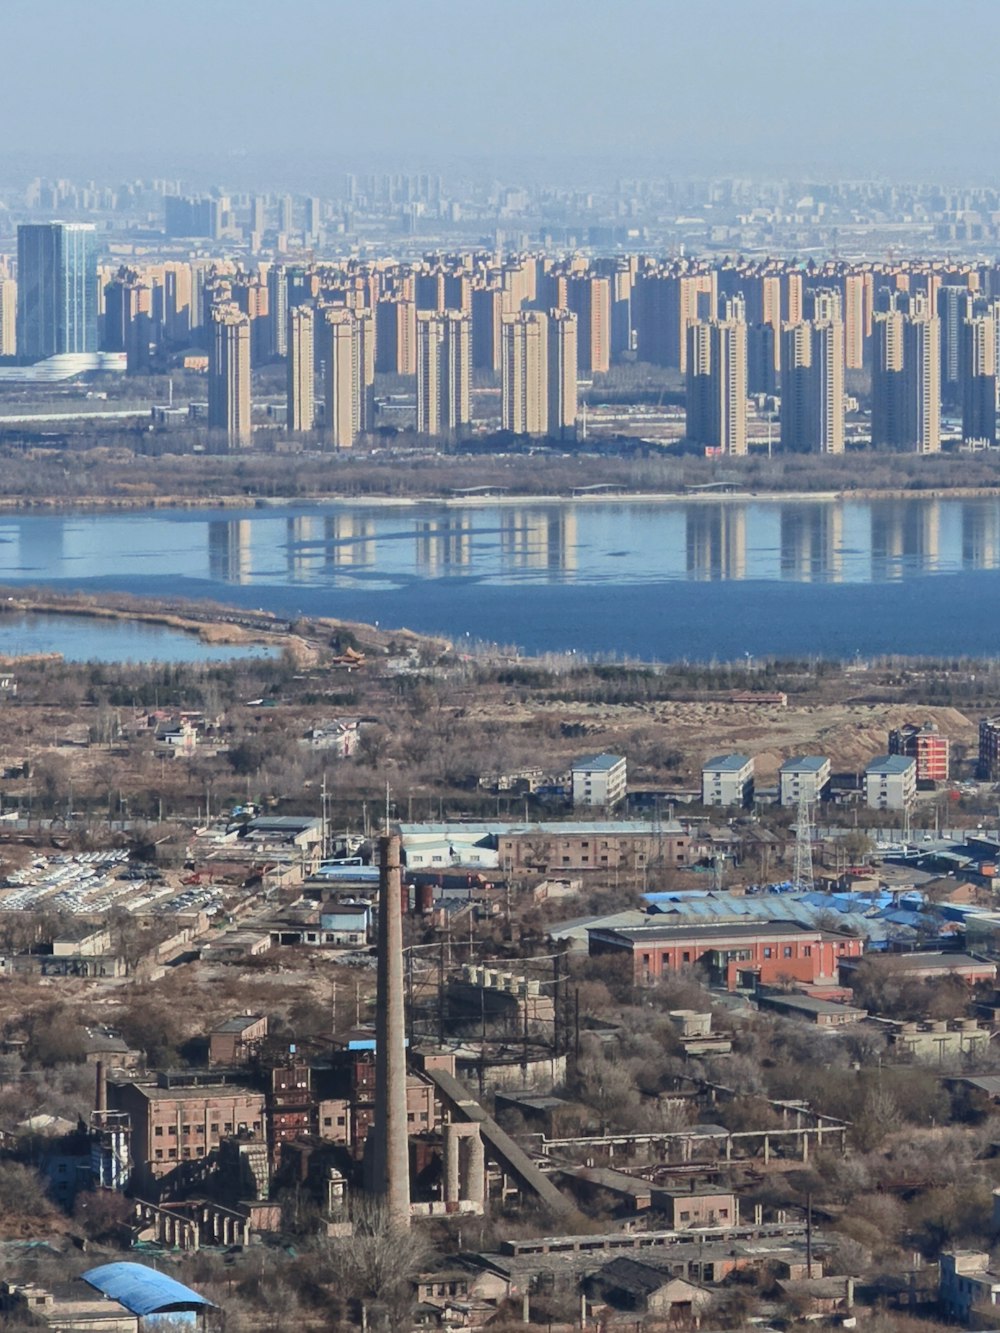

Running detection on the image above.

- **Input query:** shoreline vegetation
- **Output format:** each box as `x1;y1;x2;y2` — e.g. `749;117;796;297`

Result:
0;588;451;665
0;447;1000;514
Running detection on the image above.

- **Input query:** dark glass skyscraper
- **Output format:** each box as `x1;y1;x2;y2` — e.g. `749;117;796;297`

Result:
16;222;98;360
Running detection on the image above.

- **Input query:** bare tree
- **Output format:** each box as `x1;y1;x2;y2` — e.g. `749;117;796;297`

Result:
318;1200;432;1331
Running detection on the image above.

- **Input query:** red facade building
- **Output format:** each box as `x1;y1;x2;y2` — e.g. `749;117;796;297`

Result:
588;919;864;990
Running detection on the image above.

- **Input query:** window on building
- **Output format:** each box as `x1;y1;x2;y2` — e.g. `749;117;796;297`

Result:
804;946;812;957
783;946;793;958
764;947;772;959
168;1125;176;1136
154;1126;163;1137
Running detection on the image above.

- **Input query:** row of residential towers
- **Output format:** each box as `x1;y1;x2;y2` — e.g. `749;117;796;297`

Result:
682;284;989;456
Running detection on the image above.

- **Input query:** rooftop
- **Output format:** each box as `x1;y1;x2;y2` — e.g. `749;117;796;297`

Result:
865;755;916;775
212;1014;264;1035
703;754;752;772
399;820;684;838
780;756;829;773
572;753;625;772
590;919;847;944
81;1262;215;1316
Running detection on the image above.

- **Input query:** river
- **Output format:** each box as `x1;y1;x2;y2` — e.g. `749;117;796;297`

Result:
0;496;997;661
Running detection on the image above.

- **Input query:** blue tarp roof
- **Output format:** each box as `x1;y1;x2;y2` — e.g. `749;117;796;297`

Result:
82;1262;215;1315
639;888;927;944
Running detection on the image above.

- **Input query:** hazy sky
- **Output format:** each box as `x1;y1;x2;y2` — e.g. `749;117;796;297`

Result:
5;0;1000;183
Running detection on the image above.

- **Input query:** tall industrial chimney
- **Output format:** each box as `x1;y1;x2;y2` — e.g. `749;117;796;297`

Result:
371;832;410;1229
95;1060;107;1114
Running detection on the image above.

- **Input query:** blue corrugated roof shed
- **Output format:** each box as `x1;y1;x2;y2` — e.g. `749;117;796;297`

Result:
82;1262;215;1315
641;888;894;941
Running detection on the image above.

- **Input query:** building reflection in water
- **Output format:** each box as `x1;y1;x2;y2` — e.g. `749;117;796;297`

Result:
499;507;578;574
779;505;844;582
415;515;473;572
962;502;1000;570
685;505;747;580
208;519;252;584
324;514;376;569
871;501;941;578
285;515;329;580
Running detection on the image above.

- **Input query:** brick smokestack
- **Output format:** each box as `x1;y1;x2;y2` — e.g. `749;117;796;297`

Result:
371;833;410;1229
95;1060;107;1114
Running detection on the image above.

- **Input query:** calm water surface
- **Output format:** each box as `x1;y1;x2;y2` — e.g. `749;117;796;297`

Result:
0;612;279;664
1;497;998;660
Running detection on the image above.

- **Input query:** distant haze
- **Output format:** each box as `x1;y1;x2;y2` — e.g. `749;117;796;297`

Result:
5;0;1000;184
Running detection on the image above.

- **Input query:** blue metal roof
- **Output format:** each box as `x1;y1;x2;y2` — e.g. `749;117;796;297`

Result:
703;754;752;772
572;753;624;772
779;756;829;773
640;888;902;942
865;755;915;775
82;1262;215;1315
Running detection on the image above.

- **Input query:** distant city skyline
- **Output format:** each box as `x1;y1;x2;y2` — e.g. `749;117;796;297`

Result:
6;1;1000;182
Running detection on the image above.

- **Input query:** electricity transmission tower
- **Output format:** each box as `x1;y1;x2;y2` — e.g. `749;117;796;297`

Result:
793;791;815;894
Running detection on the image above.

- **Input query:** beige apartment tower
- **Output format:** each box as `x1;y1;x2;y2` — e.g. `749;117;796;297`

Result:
416;311;472;436
566;274;610;374
547;308;578;439
0;278;15;356
780;293;845;454
375;296;416;375
502;310;549;435
685;317;747;455
872;295;940;453
961;313;997;445
287;305;315;433
323;307;374;449
208;302;252;447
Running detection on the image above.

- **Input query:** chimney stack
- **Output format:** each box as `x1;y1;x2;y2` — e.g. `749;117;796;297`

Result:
371;833;410;1229
95;1060;107;1114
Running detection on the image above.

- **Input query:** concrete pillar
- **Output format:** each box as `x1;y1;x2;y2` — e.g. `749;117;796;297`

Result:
445;1123;461;1203
725;1135;732;1162
802;1132;810;1163
372;834;411;1229
763;1134;770;1164
466;1128;485;1210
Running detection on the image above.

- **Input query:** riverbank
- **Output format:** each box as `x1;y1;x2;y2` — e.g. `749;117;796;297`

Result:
0;589;452;668
0;483;998;515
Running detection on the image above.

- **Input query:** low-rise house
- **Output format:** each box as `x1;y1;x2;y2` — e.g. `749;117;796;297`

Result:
154;718;199;757
586;1258;712;1320
209;1014;268;1067
776;1275;855;1318
300;717;364;756
755;990;868;1027
840;952;997;989
940;1251;1000;1322
651;1186;738;1229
